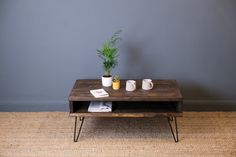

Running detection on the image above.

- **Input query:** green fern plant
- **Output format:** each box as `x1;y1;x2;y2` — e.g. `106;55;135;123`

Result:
97;30;122;76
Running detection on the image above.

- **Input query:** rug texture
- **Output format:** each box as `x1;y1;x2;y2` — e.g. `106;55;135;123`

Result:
0;112;235;157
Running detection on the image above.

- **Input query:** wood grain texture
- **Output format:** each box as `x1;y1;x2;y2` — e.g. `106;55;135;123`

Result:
69;112;182;117
68;79;183;118
68;79;183;101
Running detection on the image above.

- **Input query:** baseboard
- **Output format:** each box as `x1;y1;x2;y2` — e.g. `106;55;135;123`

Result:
0;100;236;112
183;100;236;111
0;100;68;112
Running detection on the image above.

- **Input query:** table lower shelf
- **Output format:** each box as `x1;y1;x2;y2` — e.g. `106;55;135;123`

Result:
70;101;183;117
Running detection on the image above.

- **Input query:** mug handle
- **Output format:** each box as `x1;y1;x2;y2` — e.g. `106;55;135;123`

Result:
149;82;154;89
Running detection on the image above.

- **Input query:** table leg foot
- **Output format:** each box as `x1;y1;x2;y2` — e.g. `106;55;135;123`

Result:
167;116;179;142
73;116;85;142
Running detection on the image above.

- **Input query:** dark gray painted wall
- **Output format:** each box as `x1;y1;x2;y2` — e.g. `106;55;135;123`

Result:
1;0;236;111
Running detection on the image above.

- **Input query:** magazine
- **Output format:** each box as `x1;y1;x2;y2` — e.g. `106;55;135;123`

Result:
88;101;112;112
90;89;109;98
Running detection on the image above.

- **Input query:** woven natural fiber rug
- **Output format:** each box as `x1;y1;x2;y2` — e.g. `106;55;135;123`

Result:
0;112;235;157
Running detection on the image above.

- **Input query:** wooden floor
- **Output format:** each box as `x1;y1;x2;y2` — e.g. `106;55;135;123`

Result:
0;112;235;157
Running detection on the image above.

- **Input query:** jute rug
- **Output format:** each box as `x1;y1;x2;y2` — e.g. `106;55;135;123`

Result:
0;112;235;157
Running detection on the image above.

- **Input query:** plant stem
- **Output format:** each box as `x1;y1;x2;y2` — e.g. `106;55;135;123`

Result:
104;69;111;76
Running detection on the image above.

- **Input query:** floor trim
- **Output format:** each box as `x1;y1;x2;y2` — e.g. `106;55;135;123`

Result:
0;100;236;111
183;100;236;111
0;100;68;112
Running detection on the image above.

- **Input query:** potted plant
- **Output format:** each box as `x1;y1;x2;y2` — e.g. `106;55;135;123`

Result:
97;30;122;87
112;75;121;90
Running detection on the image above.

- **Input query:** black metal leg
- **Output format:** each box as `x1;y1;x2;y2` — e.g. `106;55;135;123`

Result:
167;116;179;142
74;116;85;142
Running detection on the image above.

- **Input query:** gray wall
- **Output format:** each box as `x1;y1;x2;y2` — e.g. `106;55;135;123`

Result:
1;0;236;111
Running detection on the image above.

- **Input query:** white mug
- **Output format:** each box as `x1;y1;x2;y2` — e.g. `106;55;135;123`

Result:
126;80;136;91
142;79;154;90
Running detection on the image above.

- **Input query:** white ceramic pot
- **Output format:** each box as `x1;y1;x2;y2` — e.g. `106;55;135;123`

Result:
102;76;112;87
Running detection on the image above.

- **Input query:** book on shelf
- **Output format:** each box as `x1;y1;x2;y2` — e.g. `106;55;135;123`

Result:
88;101;112;112
90;89;109;98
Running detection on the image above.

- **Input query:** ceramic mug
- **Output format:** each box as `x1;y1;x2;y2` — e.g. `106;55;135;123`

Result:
142;79;154;90
126;80;136;91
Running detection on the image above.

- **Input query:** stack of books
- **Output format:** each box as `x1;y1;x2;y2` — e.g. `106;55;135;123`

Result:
88;101;112;112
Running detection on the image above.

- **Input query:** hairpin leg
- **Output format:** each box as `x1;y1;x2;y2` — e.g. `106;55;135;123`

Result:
167;116;179;142
74;116;85;142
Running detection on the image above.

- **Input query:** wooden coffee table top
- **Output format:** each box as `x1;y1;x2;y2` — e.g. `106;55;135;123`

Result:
69;79;183;102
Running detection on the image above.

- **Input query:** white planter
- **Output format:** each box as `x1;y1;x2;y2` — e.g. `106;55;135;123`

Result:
102;76;112;87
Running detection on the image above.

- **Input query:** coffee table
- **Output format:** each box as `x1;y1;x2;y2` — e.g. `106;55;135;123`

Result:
68;79;183;142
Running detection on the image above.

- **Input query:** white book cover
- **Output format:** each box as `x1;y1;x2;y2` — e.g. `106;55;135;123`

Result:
88;101;112;112
90;89;109;98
